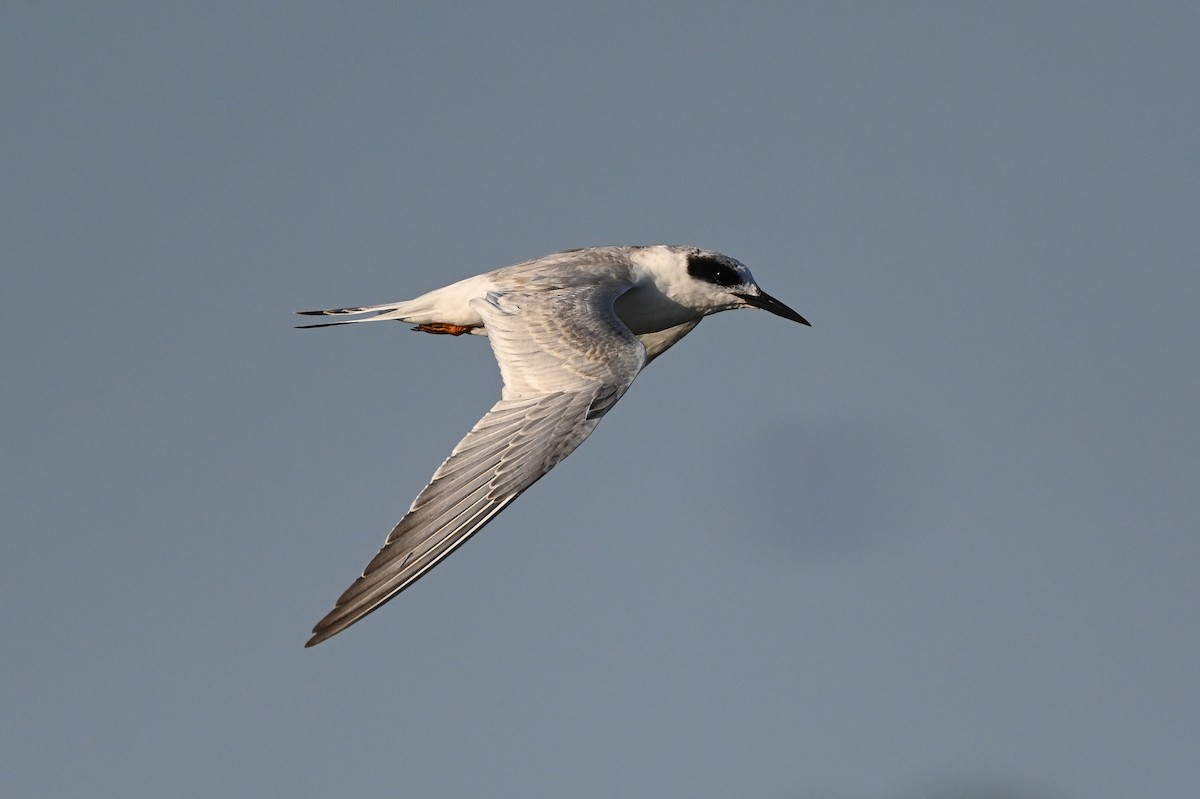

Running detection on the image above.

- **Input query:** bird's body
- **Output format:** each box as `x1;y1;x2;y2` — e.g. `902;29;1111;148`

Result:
300;245;808;646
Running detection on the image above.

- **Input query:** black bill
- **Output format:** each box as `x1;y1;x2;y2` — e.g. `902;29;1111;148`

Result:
734;290;811;326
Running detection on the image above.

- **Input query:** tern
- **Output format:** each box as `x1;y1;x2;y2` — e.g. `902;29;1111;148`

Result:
299;244;809;646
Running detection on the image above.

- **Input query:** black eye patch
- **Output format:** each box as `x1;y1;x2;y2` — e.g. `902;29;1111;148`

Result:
686;255;743;287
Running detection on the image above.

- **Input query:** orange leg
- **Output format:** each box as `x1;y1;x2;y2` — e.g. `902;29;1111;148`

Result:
412;322;476;336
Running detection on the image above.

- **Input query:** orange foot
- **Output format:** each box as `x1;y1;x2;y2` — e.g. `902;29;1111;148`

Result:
413;322;475;336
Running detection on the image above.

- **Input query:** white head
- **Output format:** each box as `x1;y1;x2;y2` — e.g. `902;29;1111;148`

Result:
631;245;811;325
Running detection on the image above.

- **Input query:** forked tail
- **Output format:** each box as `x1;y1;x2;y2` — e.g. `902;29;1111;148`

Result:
295;301;411;329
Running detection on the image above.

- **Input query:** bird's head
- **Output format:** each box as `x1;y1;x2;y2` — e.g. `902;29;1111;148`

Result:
635;245;810;326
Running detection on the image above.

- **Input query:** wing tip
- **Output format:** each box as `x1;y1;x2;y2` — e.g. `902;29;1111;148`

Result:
305;617;344;647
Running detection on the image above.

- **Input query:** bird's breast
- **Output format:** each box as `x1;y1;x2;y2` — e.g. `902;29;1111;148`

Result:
612;283;702;335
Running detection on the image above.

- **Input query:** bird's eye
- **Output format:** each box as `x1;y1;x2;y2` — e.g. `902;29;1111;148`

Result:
686;255;743;287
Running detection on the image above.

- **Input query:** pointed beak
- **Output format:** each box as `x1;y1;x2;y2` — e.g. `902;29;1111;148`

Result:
735;289;811;326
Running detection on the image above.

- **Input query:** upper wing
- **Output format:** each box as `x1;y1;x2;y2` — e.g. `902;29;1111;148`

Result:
307;282;646;646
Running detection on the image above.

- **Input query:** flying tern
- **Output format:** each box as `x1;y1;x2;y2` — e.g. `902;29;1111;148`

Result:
299;244;809;646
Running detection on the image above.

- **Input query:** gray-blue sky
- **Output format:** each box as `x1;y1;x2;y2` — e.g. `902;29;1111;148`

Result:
3;3;1197;797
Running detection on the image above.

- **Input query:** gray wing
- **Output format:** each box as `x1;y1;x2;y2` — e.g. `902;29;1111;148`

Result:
307;281;645;646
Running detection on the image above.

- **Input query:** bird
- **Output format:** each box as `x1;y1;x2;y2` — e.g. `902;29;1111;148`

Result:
298;244;809;646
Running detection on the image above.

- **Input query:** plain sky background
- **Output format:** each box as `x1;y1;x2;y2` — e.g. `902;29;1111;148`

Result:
3;3;1197;798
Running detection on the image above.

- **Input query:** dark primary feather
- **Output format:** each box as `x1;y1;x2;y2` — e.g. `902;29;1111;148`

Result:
306;391;603;646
